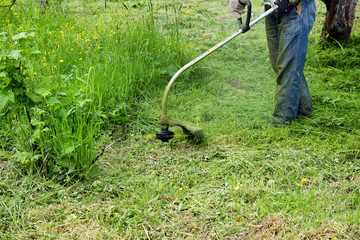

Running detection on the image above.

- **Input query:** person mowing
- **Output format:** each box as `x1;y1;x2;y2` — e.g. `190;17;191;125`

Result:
229;0;316;126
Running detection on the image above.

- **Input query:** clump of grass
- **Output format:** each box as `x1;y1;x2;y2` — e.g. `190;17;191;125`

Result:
307;37;360;92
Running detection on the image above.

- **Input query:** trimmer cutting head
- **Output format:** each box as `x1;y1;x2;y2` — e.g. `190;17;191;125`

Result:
156;116;204;143
156;126;174;142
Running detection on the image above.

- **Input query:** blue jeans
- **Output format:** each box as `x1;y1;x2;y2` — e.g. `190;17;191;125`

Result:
265;0;316;124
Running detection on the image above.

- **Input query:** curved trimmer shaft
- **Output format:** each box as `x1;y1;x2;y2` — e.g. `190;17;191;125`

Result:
158;4;278;142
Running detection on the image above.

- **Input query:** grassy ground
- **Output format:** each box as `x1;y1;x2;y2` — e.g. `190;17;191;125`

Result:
1;0;360;239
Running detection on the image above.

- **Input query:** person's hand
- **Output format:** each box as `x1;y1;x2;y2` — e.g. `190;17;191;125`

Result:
229;0;246;18
265;0;301;10
264;0;277;8
265;0;298;13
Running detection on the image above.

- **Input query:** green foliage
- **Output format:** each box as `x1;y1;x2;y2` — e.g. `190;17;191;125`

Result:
0;31;39;114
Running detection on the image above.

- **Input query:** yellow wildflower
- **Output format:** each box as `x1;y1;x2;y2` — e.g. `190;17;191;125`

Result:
301;178;309;185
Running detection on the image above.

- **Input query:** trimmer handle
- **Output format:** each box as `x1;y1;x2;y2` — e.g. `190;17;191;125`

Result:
237;0;251;32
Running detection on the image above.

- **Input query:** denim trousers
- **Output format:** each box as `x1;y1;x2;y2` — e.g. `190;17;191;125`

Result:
265;0;316;124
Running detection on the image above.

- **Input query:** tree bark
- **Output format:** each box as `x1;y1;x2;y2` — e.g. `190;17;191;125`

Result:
321;0;358;42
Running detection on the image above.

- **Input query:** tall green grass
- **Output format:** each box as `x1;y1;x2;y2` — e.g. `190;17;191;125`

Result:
0;0;190;179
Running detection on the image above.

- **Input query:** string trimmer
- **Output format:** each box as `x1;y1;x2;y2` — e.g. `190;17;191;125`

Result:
156;0;278;142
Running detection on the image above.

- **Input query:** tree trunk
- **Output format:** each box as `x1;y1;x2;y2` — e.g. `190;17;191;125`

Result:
321;0;358;42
